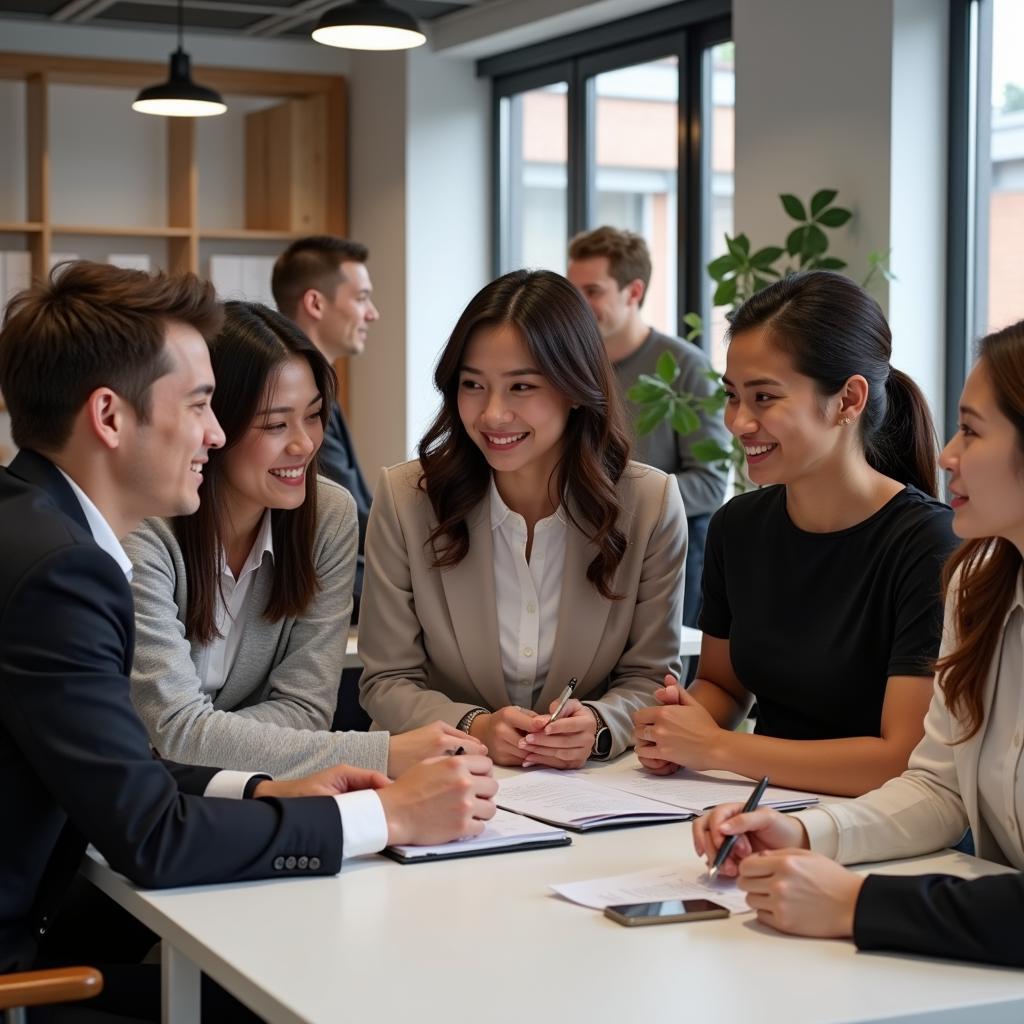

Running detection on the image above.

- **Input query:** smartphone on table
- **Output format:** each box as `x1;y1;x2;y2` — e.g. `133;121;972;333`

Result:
604;899;729;927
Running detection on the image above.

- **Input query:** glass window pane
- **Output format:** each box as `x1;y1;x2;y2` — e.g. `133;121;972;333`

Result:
703;41;735;371
498;83;567;273
987;0;1024;333
591;57;678;336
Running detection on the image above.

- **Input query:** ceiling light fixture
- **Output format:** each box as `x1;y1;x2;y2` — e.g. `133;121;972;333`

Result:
312;0;426;51
132;0;227;117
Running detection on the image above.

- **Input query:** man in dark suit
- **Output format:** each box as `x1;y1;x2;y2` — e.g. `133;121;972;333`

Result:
272;237;378;730
0;262;495;1017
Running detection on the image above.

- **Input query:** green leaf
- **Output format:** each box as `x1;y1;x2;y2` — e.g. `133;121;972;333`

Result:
725;233;750;262
713;276;738;306
706;253;737;280
786;225;807;257
704;369;723;383
635;398;671;436
780;193;807;221
751;273;776;291
815;256;847;270
816;206;852;228
626;379;670;404
696;393;727;414
691;438;733;462
810;189;838;217
683;311;703;330
750;245;784;269
655;350;680;384
670;402;701;436
803;224;829;258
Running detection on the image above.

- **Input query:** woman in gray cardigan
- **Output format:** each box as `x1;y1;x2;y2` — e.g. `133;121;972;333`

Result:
125;302;482;779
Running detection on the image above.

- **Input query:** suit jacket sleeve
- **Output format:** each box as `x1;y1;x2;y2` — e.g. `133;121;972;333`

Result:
0;542;344;887
588;473;687;757
854;871;1024;967
126;496;387;779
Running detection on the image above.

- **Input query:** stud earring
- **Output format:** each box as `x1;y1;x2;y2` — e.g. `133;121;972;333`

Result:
839;416;852;426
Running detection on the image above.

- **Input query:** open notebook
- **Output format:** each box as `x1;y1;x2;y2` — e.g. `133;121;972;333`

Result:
383;807;571;863
497;769;817;832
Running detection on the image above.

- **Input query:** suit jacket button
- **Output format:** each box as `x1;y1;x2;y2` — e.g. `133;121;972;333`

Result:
37;926;47;937
285;856;297;870
309;857;321;870
297;856;309;869
273;856;285;870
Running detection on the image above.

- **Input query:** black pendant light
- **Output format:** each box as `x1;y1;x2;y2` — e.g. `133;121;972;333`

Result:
312;0;426;51
133;0;227;117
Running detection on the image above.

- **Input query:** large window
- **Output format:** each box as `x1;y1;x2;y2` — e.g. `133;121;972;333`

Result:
486;3;731;351
948;0;1024;436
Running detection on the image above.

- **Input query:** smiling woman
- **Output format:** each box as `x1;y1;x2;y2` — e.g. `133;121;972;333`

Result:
358;270;688;767
123;302;477;780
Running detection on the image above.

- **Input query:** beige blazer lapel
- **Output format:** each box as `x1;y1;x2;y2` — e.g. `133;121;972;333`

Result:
439;500;507;711
536;515;613;711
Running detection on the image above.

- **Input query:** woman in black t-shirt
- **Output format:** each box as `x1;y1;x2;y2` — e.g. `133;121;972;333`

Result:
632;271;957;797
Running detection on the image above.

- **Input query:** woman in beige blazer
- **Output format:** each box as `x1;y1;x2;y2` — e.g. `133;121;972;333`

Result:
690;319;1024;968
359;270;687;767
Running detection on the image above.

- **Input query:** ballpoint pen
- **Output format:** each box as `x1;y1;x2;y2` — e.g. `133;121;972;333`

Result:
708;775;770;880
547;677;578;725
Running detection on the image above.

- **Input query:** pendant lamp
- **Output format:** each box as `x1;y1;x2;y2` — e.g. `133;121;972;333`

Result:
132;0;227;117
312;0;426;51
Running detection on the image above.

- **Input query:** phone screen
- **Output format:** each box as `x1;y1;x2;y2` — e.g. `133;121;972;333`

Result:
611;899;723;918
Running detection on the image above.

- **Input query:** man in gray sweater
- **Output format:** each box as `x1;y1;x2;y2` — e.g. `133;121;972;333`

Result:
568;226;729;630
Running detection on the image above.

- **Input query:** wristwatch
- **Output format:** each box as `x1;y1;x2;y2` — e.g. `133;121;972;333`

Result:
584;704;612;760
457;708;489;734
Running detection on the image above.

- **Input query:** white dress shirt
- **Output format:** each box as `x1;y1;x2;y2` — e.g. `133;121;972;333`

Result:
490;477;567;707
60;470;387;859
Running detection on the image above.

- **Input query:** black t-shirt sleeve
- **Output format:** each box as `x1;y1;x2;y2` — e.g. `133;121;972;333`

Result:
697;503;731;639
886;509;958;678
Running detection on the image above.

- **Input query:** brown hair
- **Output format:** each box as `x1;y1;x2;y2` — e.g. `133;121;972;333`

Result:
0;260;221;451
727;271;940;497
418;269;632;600
271;235;369;320
936;319;1024;741
568;226;652;305
174;301;336;644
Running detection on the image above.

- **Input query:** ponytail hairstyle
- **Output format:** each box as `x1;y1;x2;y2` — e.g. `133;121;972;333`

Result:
936;319;1024;741
174;301;336;644
727;271;939;496
418;269;632;601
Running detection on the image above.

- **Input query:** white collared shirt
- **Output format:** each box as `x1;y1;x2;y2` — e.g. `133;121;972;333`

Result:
490;477;567;707
196;510;275;696
60;473;386;859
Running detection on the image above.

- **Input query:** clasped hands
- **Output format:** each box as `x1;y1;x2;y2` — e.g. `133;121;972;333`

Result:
468;699;596;769
632;673;724;774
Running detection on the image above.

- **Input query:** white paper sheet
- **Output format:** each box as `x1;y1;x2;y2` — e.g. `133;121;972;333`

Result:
388;807;568;859
550;863;752;914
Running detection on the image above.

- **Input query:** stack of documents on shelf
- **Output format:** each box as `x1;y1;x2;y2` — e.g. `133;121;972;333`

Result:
384;808;571;863
497;768;816;831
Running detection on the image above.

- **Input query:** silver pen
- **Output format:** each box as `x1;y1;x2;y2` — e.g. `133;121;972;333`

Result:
547;677;578;724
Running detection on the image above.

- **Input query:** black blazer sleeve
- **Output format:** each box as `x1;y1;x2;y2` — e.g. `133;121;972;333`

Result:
854;871;1024;967
0;543;344;888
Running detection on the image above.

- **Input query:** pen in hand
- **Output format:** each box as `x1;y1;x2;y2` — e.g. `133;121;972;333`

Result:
547;677;578;725
708;775;769;881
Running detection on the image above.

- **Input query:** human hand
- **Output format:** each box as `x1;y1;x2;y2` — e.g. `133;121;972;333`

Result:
692;804;809;878
253;765;391;800
468;706;539;766
387;721;487;777
738;849;863;938
632;684;723;771
637;674;684;773
377;754;497;846
518;699;597;770
654;673;684;705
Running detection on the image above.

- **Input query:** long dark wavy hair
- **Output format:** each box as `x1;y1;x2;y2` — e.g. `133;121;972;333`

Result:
727;271;939;497
418;270;632;600
174;301;336;644
936;319;1024;741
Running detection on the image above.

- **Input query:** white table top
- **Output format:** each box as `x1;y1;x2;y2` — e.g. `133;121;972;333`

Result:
84;757;1024;1024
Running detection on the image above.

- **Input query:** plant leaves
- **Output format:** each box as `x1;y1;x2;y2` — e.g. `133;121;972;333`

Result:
707;253;736;280
682;311;704;342
815;256;847;270
691;438;733;462
635;398;671;436
626;379;669;403
752;273;775;291
780;193;807;221
786;225;807;257
671;402;701;436
803;224;829;258
816;206;852;228
656;350;680;384
750;246;784;269
725;233;750;262
810;189;838;217
713;276;738;306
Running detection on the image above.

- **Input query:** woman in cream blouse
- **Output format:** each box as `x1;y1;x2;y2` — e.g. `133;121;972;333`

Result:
692;318;1024;967
358;270;687;767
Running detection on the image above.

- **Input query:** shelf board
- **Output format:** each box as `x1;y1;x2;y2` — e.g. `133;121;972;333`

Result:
51;225;193;238
0;221;44;233
199;229;304;241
